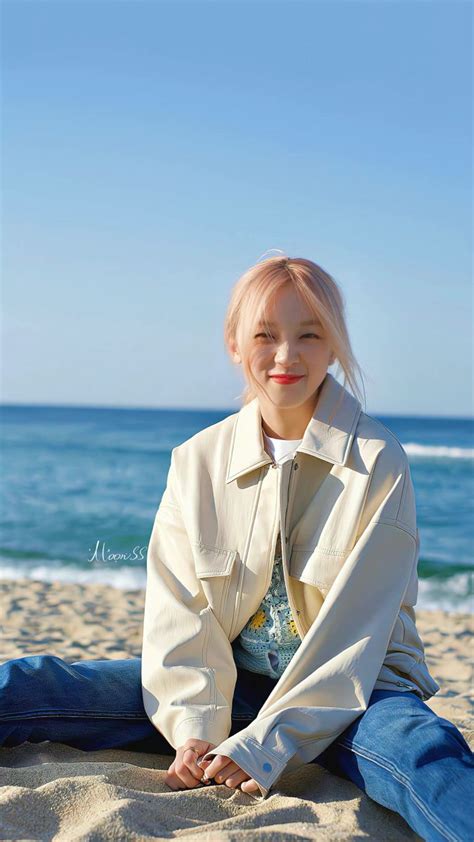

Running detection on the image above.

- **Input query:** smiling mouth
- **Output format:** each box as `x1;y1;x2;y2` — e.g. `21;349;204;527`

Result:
269;375;304;383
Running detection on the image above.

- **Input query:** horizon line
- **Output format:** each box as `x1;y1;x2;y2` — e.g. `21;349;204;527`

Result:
0;400;472;422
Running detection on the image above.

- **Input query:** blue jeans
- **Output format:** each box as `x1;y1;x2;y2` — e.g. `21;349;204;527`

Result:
1;655;473;842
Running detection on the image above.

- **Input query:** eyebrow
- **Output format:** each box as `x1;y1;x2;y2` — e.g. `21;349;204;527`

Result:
257;319;322;327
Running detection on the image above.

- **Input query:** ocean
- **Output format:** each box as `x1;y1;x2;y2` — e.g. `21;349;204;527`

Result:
0;405;472;614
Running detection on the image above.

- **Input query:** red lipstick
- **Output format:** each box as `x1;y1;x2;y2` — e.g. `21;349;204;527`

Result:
269;375;304;384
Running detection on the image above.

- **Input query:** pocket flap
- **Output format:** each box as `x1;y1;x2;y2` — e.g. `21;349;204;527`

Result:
289;544;347;588
193;545;238;578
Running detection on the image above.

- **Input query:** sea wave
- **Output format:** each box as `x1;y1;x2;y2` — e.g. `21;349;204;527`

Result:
417;573;473;614
402;443;474;459
0;558;472;614
0;560;147;591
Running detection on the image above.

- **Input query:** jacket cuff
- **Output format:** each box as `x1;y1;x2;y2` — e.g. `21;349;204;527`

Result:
172;715;230;749
200;728;288;798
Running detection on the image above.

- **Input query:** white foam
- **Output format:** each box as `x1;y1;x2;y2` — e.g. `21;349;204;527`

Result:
0;561;146;590
416;573;473;614
0;559;471;614
402;443;474;459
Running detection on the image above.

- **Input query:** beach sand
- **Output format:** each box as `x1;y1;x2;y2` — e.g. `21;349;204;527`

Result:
0;577;472;841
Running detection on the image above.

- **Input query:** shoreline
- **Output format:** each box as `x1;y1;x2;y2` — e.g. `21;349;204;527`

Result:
1;576;472;734
0;564;471;613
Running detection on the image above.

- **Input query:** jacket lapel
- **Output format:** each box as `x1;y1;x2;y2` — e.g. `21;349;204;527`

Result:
225;372;362;483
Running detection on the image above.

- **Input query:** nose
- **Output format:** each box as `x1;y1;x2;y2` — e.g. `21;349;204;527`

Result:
274;340;299;364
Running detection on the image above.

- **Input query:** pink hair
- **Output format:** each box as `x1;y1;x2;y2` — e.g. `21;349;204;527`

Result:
223;252;367;417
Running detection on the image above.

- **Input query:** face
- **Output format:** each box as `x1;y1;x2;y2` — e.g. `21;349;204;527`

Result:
231;284;336;423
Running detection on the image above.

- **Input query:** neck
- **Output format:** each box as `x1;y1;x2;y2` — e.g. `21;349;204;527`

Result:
260;386;322;440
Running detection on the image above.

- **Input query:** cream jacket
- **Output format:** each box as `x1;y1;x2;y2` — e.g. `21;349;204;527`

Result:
141;372;440;798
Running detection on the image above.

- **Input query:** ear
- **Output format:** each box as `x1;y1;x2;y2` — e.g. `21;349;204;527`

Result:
228;338;242;365
329;350;336;366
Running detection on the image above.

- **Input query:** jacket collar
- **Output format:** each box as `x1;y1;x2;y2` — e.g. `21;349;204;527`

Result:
225;372;362;484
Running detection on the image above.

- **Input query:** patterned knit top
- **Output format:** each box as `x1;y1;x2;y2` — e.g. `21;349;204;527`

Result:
231;432;303;678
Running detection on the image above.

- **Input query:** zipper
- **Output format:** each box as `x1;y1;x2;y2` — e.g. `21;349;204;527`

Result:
228;458;280;640
262;462;283;596
227;463;272;640
285;456;297;535
280;457;305;639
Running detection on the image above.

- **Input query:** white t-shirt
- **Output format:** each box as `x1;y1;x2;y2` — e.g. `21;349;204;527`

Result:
263;431;302;464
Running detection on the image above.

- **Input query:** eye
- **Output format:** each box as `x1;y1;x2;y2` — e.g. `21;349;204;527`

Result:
253;332;321;340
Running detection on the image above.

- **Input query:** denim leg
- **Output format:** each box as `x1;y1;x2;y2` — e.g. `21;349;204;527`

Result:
0;656;278;753
229;667;279;735
313;689;474;842
0;654;169;752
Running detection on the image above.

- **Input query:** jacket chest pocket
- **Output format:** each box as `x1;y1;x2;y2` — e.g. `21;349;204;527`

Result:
193;544;239;624
289;544;348;595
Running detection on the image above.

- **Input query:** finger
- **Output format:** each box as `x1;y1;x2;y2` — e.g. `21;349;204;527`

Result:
212;762;241;784
170;750;203;789
241;778;260;794
164;768;183;790
165;764;189;791
166;769;201;791
203;754;231;780
164;758;177;785
204;761;236;784
196;758;213;785
222;769;250;788
183;747;207;781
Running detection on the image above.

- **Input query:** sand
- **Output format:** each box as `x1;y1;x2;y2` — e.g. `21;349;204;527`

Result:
0;577;472;841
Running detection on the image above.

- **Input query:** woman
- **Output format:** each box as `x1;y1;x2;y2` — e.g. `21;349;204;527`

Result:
1;256;472;841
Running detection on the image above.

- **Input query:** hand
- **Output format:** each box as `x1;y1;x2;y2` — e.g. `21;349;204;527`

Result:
164;739;217;791
199;753;261;795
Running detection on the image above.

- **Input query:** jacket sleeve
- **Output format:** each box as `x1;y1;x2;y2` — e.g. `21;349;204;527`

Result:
200;445;424;798
375;528;440;700
141;447;237;749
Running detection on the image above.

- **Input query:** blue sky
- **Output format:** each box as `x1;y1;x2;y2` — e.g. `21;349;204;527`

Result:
2;0;472;417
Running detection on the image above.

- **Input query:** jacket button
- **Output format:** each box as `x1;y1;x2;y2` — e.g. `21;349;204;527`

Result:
262;762;272;772
294;463;298;470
